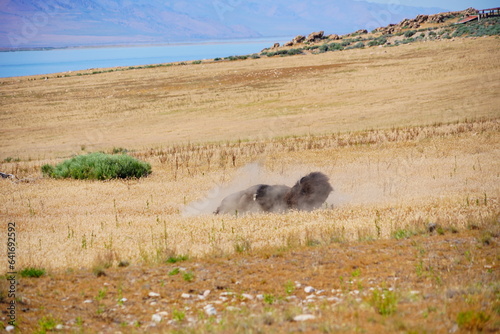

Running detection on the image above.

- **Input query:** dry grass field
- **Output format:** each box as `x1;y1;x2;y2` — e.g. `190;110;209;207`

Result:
0;35;499;333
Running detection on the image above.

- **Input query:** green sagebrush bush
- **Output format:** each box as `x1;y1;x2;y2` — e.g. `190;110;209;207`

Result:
41;152;151;180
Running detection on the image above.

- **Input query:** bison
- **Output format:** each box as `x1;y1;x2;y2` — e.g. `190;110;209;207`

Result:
214;172;333;215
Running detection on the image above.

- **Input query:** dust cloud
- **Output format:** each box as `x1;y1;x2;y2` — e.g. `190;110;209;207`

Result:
182;163;339;216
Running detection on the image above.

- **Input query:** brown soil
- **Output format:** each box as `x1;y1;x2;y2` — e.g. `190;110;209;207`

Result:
13;228;498;333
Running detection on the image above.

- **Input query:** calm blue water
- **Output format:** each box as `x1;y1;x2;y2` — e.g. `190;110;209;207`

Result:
0;39;285;78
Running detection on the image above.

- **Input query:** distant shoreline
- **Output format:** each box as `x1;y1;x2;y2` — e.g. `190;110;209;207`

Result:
0;36;292;53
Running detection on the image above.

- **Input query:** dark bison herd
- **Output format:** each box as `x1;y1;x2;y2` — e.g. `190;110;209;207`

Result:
215;172;333;215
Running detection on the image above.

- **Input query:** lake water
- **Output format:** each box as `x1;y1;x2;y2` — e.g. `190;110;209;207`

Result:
0;38;287;78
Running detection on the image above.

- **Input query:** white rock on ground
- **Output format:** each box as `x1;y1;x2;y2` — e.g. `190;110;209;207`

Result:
304;286;316;293
241;293;254;300
293;314;316;322
148;292;161;298
204;304;217;316
151;314;162;323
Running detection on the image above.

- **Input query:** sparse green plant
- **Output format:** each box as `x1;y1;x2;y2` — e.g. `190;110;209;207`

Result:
35;315;59;334
392;229;412;240
368;36;387;47
415;260;424;278
284;280;295;295
456;310;490;331
369;288;398;316
96;287;107;302
404;30;416;38
182;271;195;282
172;309;186;321
166;254;189;263
168;268;180;276
234;237;252;253
263;294;275;305
19;267;46;278
75;317;84;327
111;147;128;154
351;268;361;278
352;42;365;49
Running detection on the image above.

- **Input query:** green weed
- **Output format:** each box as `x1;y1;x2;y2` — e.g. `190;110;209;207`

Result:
456;310;490;331
369;289;398;316
166;254;189;264
168;268;180;276
172;309;186;321
284;280;295;295
263;294;276;305
35;315;59;334
234;236;252;253
19;267;46;278
182;271;195;282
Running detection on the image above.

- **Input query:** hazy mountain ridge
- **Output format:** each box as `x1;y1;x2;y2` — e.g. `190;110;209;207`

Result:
0;0;447;48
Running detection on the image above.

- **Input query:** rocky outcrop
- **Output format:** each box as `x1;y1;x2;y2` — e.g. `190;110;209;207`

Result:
353;29;368;35
375;8;478;34
292;35;306;45
306;31;324;43
270;8;480;51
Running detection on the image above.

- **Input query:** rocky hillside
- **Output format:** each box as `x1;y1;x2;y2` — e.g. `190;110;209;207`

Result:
263;8;499;54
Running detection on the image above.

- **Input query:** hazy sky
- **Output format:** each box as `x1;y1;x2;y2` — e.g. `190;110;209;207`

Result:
363;0;498;11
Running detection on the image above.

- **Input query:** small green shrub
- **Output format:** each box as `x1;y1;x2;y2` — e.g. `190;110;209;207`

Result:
111;147;128;154
168;268;180;276
319;42;343;53
41;152;151;180
263;293;276;305
456;310;490;331
368;36;387;47
36;315;59;334
182;271;195;282
166;254;189;263
286;48;303;55
349;42;365;49
370;289;398;315
284;280;295;295
172;309;186;321
404;30;417;38
392;229;413;240
20;267;46;278
234;237;252;253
